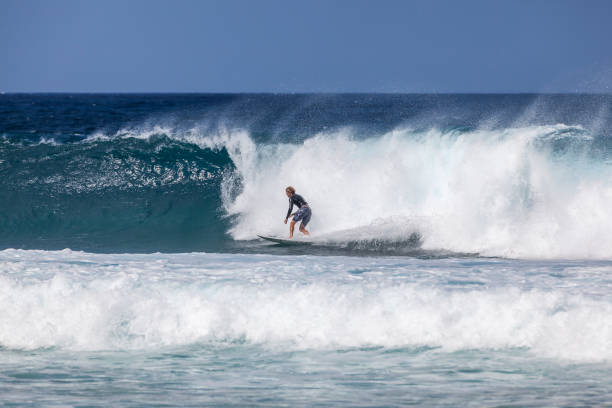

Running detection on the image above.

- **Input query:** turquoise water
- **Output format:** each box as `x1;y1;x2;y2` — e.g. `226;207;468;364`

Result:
2;346;610;406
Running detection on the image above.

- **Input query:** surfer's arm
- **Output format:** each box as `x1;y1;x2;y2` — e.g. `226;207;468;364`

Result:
285;201;294;220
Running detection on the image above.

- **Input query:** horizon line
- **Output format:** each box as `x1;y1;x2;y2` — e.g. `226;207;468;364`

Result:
2;91;612;96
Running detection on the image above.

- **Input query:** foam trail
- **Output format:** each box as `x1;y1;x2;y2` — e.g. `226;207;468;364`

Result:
222;125;612;259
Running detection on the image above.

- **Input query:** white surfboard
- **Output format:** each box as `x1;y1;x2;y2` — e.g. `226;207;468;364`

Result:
257;235;313;245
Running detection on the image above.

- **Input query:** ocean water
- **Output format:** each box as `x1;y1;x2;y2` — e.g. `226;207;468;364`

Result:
1;93;612;406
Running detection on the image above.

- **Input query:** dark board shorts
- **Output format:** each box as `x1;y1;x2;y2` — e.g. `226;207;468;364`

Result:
293;206;312;226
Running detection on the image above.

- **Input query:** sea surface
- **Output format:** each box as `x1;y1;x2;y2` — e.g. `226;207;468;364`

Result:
1;93;612;406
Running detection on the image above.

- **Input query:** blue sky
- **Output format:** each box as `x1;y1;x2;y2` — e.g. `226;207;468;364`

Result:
1;0;612;92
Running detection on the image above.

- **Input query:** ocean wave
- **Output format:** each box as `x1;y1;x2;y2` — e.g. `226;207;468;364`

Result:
2;120;612;257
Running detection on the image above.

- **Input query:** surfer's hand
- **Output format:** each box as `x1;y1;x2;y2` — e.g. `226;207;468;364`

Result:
284;218;287;224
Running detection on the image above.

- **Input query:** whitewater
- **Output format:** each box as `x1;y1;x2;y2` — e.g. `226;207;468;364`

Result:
1;93;612;406
1;249;611;406
216;124;612;259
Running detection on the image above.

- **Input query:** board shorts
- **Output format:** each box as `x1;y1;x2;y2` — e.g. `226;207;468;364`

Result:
293;206;312;226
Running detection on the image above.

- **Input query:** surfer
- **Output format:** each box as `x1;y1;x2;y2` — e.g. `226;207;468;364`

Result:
284;186;311;238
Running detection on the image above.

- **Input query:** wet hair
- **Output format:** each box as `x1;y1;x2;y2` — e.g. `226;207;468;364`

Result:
285;186;296;194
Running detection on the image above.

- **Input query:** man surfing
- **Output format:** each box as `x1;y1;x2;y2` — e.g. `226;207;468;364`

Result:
284;186;311;238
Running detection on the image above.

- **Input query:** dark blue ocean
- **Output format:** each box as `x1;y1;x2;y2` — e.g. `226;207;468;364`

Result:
1;94;612;406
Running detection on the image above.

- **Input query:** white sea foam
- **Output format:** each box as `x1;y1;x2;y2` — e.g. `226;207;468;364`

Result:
1;250;611;362
219;125;612;259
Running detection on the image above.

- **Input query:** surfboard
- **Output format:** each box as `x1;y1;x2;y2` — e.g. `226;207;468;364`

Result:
257;235;313;245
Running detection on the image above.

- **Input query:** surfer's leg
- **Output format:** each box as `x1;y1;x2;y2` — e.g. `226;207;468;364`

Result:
290;208;306;238
299;207;311;235
299;223;309;235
